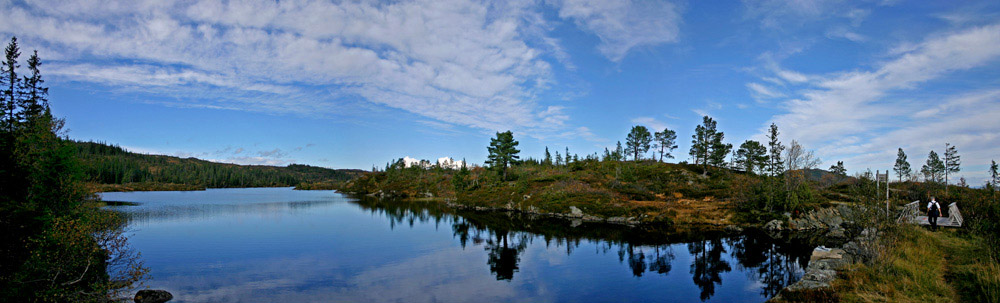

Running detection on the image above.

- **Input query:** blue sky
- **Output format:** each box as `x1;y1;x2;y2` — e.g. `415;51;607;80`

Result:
2;0;999;184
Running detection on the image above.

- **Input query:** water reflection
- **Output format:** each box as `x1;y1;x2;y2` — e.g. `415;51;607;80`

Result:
350;195;817;301
104;189;822;302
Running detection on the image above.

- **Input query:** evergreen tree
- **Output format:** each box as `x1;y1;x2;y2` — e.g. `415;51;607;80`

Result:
555;151;562;166
990;160;998;190
19;50;46;121
485;131;520;180
690;117;713;169
543;147;552;166
944;143;960;194
766;123;784;177
653;128;678;162
921;150;945;183
708;132;731;168
893;148;911;182
625;125;652;161
829;161;846;176
734;140;767;174
565;147;570;164
2;37;19;130
614;141;624;161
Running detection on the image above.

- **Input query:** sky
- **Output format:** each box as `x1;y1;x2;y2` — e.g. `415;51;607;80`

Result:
1;0;999;185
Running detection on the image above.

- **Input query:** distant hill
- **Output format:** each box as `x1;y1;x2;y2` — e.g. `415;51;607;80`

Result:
73;140;365;189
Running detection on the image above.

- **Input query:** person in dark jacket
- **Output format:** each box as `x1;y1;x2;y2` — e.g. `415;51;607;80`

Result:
927;197;942;231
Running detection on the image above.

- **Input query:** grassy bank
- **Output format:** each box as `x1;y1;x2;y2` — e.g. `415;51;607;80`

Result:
802;225;999;303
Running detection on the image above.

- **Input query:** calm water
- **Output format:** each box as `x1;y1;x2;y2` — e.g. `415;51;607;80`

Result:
102;187;816;303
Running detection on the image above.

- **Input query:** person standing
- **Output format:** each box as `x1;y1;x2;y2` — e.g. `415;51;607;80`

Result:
927;197;942;231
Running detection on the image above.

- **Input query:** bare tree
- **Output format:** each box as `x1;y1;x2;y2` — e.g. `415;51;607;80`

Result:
784;140;821;171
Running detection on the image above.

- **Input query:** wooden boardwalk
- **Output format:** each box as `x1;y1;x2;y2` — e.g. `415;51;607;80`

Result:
897;201;963;228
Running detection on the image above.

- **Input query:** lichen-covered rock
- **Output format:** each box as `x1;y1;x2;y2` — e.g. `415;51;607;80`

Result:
772;247;849;301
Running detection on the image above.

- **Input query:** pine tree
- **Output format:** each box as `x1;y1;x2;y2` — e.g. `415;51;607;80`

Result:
625;125;652;161
708;131;731;168
555;151;562;166
944;143;960;194
653;128;677;162
734;140;767;174
485;131;520;180
921;150;945;183
829;161;846;176
690;117;713;169
893;148;911;182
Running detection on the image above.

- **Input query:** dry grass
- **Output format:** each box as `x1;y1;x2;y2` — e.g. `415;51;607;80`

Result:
832;226;1000;303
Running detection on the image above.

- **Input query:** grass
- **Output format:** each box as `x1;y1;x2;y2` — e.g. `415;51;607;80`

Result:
830;225;1000;303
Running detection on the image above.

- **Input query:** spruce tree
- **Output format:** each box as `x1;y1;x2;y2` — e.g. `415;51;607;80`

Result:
1;37;19;131
543;147;552;166
990;160;998;190
766;123;784;177
19;50;46;120
485;131;520;180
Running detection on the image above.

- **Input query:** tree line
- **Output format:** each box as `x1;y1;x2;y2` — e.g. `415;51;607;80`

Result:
74;140;363;188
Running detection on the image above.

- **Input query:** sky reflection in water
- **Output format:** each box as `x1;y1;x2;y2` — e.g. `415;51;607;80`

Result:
102;188;814;303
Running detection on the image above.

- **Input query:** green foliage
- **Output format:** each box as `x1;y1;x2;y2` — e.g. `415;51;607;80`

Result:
734;140;767;174
0;38;147;301
625;125;652;161
921;150;945;182
485;130;520;180
652;128;677;162
828;161;846;176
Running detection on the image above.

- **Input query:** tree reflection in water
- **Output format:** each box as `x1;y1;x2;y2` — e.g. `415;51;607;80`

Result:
351;196;816;301
688;239;732;301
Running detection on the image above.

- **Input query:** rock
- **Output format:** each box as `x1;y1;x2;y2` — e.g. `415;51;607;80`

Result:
568;206;584;217
134;290;173;303
724;225;743;233
764;219;784;231
422;192;434;198
827;226;847;239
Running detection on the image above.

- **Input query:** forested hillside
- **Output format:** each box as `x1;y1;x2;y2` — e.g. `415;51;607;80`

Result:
74;140;365;189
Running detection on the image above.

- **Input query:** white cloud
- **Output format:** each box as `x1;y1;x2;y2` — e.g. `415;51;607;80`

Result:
0;0;587;137
630;117;669;132
763;23;1000;183
553;0;682;62
746;82;785;100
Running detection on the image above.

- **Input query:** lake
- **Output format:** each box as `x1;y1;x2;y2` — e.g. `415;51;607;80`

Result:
102;187;817;302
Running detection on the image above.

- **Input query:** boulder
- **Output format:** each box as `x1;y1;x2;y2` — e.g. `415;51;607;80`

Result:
134;290;172;303
764;219;784;231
